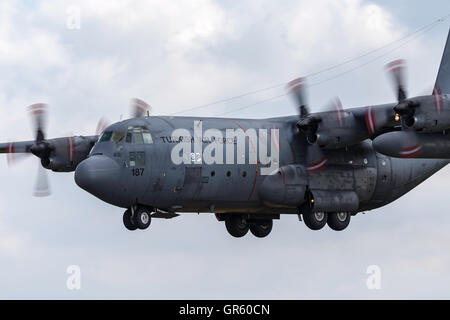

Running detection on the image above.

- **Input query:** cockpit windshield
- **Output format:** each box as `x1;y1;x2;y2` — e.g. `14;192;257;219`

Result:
99;131;112;142
126;126;153;144
98;130;126;143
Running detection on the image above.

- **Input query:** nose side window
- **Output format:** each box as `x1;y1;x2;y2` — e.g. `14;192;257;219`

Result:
129;151;145;167
129;152;136;167
136;151;146;166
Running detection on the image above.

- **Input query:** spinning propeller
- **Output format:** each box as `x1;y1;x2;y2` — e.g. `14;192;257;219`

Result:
28;103;51;197
286;78;332;174
385;59;419;127
131;98;151;118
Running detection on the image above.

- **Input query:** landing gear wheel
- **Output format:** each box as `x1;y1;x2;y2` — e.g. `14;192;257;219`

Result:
303;212;328;230
250;220;273;238
134;207;152;230
225;215;249;238
123;209;137;231
327;212;350;231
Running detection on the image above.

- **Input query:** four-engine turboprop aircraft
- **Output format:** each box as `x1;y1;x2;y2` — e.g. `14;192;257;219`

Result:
1;29;450;238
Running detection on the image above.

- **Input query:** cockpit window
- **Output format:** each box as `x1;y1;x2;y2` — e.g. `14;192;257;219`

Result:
126;126;153;144
99;131;112;142
111;131;126;142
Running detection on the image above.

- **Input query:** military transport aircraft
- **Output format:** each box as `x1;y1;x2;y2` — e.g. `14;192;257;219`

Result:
1;29;450;238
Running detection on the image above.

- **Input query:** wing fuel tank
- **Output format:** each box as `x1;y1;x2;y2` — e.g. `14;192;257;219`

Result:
373;131;450;158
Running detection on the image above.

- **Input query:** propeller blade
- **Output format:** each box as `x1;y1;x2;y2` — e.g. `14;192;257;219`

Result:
331;97;345;127
28;103;48;142
33;161;51;197
131;98;151;118
287;77;328;173
7;152;30;167
287;77;309;115
96;117;110;136
385;59;407;102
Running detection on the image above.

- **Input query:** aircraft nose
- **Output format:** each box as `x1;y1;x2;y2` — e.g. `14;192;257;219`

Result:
75;155;121;199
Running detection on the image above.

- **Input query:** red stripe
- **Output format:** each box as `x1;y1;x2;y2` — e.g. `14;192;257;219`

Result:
307;157;326;168
433;88;439;111
385;60;406;68
279;167;285;185
7;143;14;164
72;138;76;160
307;159;327;174
438;86;443;112
387;66;404;74
365;107;376;134
400;150;421;158
288;78;305;86
402;145;420;152
67;137;76;161
289;84;304;92
399;145;422;158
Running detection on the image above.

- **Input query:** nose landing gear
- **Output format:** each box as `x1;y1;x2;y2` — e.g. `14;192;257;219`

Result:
123;206;152;231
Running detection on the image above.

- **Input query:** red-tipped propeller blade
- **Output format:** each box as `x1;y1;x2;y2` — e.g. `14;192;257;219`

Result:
287;77;309;116
287;77;327;174
96;117;110;136
33;162;50;197
385;59;407;102
28;103;48;142
331;96;345;127
131;98;151;118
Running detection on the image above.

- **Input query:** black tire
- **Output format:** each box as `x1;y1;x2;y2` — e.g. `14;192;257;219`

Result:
225;215;249;238
250;220;273;238
134;207;152;230
123;209;138;231
303;212;328;230
327;212;351;231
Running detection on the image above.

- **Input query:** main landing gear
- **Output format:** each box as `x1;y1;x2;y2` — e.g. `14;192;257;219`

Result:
220;214;274;238
302;211;351;231
123;206;152;231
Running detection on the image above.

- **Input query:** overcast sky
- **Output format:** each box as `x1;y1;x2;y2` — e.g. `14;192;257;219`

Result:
1;0;450;299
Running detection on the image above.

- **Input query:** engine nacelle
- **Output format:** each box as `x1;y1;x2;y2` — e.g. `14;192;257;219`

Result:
400;95;450;132
403;115;426;130
41;136;95;172
308;113;369;149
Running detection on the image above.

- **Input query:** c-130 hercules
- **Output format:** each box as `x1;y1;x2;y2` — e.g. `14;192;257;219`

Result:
2;29;450;238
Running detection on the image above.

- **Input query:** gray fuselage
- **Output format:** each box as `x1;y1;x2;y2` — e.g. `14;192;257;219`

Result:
74;114;448;216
